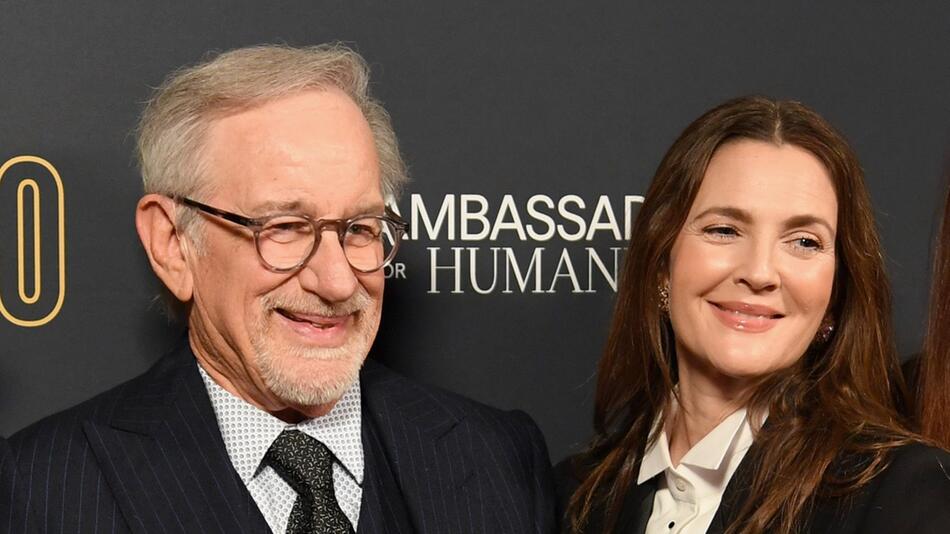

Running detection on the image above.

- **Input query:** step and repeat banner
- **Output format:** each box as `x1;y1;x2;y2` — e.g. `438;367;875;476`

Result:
2;1;949;461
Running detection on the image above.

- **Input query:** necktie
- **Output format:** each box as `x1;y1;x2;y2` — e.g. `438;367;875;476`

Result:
264;429;355;534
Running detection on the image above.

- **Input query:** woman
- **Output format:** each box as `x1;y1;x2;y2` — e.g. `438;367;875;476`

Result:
558;96;950;534
914;181;950;448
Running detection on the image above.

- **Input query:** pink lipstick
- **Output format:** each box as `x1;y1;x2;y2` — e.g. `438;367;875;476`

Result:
708;301;783;333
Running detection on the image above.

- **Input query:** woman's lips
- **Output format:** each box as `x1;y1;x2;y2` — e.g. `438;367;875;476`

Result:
276;308;353;346
708;301;783;333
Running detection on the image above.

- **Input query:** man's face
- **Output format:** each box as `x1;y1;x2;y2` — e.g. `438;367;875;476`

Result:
185;88;385;411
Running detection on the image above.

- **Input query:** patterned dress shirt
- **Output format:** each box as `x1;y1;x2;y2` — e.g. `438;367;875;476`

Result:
198;364;363;532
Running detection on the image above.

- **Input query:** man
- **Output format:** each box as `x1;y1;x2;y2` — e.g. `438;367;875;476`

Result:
1;437;36;532
9;44;555;533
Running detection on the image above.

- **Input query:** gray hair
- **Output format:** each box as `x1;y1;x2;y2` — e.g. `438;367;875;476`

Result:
136;43;409;236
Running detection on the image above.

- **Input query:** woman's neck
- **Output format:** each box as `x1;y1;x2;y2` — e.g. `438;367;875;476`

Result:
667;363;752;466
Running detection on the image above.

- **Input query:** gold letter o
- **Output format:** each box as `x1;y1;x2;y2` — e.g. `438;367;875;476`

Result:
0;155;66;327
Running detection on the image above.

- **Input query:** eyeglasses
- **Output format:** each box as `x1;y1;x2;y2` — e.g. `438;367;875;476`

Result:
176;196;408;273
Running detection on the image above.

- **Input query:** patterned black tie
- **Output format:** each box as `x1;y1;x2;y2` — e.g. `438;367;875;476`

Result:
264;429;354;534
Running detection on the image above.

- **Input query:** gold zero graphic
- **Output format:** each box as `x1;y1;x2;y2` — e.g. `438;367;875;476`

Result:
0;156;66;327
17;179;41;304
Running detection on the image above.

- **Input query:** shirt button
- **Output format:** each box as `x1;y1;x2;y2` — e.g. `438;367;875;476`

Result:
674;478;687;492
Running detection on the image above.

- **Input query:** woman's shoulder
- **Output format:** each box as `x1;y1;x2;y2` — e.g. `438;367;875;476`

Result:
822;442;950;533
865;443;950;532
877;442;950;490
554;455;587;516
555;453;618;533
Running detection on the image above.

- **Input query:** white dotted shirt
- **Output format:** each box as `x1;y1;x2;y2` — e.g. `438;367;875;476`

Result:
198;364;363;532
638;406;758;534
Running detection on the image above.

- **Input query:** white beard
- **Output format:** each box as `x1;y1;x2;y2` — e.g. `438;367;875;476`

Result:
250;288;378;406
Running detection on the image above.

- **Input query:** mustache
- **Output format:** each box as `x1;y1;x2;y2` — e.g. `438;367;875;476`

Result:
262;288;372;317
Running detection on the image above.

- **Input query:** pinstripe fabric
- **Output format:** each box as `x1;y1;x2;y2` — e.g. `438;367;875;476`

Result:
358;361;557;534
7;341;556;533
1;437;38;533
9;343;270;534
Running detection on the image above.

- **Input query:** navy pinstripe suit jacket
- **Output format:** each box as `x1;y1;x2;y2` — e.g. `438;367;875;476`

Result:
1;437;37;533
7;342;556;533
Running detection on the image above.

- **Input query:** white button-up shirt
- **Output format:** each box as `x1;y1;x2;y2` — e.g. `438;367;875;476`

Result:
638;406;758;534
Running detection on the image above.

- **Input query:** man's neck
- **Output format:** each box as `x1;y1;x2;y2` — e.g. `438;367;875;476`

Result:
188;329;338;422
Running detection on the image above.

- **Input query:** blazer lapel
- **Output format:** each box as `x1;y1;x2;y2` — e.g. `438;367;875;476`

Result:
359;360;484;533
83;342;270;534
707;442;760;534
605;440;760;534
607;474;657;534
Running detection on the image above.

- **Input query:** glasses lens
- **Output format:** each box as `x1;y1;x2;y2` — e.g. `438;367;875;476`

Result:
257;216;315;270
343;216;399;272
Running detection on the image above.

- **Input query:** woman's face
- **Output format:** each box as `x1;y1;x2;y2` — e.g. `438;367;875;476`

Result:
667;139;837;389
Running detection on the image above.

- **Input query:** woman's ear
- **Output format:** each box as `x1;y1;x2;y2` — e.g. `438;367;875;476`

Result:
135;194;194;302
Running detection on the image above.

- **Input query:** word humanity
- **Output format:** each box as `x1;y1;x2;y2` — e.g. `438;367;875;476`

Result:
390;194;643;294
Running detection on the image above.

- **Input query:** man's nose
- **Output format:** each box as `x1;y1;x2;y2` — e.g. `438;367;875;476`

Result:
735;240;780;292
296;232;360;302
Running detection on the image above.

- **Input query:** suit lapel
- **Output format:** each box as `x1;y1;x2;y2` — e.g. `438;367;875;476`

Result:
358;408;415;533
359;360;486;533
84;342;270;534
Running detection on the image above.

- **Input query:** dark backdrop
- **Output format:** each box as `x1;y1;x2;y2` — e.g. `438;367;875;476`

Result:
1;1;949;463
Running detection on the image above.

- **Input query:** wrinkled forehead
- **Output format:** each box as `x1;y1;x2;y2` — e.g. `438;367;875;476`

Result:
200;88;383;217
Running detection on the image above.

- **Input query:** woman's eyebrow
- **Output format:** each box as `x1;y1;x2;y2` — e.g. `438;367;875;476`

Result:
692;206;752;223
782;214;835;235
692;207;835;235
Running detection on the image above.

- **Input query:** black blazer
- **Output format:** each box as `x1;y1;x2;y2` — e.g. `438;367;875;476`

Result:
8;342;556;533
556;441;950;533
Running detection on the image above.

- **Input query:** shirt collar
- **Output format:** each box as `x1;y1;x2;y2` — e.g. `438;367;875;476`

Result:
198;364;364;486
637;404;754;484
638;420;674;484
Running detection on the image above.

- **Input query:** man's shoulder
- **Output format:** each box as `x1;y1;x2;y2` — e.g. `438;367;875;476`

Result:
361;360;557;531
361;358;544;445
10;346;189;451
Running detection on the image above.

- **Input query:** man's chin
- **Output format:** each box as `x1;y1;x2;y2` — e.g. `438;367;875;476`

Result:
260;352;364;408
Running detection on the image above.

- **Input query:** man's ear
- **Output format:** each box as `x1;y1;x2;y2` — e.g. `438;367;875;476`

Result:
136;194;194;302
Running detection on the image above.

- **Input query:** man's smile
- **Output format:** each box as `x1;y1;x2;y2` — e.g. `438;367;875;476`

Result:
275;307;355;346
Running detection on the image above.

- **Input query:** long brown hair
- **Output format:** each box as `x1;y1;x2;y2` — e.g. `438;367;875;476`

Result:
918;179;950;447
566;96;913;534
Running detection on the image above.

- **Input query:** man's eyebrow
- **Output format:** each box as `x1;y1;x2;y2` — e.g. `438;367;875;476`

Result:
693;206;835;235
247;199;387;217
247;200;305;215
355;201;387;215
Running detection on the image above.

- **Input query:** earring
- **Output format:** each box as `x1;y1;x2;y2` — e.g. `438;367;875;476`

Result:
658;283;670;313
816;319;835;343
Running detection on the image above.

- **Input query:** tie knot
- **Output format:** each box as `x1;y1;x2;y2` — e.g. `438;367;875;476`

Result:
264;429;335;498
